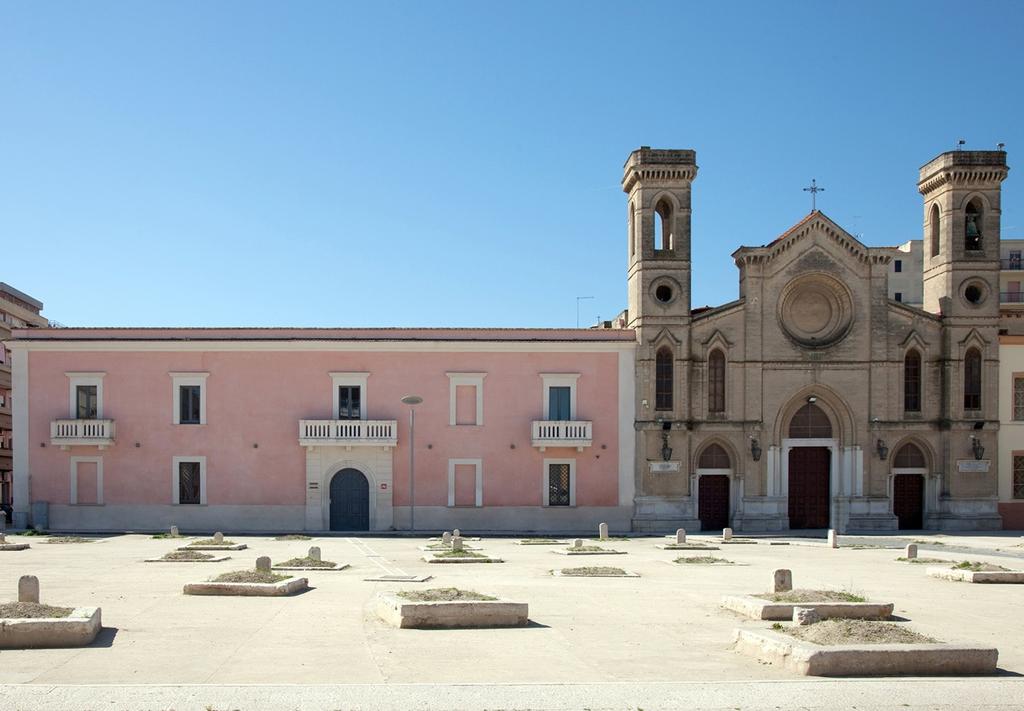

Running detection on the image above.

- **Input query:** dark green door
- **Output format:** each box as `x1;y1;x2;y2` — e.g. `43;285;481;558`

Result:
329;469;369;531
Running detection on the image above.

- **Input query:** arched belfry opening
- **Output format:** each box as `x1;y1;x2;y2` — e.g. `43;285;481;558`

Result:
653;198;673;251
965;199;983;251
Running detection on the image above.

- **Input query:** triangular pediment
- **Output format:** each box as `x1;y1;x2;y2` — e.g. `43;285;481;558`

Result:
732;211;894;269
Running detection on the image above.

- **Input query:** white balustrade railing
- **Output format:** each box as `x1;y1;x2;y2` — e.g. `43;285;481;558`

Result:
50;419;116;446
531;420;593;451
298;419;398;447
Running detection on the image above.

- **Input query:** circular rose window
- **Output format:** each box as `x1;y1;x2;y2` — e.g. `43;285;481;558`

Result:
777;275;854;348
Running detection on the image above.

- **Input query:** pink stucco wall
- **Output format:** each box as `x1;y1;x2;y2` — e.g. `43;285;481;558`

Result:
26;346;623;510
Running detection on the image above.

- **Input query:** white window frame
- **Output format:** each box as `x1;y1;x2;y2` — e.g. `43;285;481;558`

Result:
447;372;486;426
330;372;369;421
170;372;209;425
69;456;103;505
66;372;105;419
447;458;483;507
541;373;580;420
172;456;207;505
543;458;576;507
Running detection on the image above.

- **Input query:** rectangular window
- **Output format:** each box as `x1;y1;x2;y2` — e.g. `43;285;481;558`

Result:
337;386;361;420
1014;377;1024;421
894;260;902;273
179;385;201;424
547;463;571;506
548;386;571;420
447;373;486;426
1011;250;1022;269
455;385;477;425
76;385;98;419
178;461;202;505
1014;455;1024;499
894;292;903;302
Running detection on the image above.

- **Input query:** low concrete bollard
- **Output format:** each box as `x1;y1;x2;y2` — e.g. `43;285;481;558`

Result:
598;522;609;541
452;536;464;552
676;528;687;545
441;531;452;546
772;569;793;594
722;527;733;541
256;556;271;572
904;543;918;559
213;532;224;544
309;546;322;562
573;539;583;550
453;529;461;538
18;575;40;604
170;525;179;537
827;529;838;549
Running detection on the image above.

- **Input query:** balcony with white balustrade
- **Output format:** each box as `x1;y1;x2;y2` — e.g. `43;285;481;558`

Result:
531;420;593;451
50;419;116;449
298;419;398;449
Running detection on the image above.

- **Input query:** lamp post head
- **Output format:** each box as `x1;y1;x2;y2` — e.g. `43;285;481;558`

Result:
400;395;423;406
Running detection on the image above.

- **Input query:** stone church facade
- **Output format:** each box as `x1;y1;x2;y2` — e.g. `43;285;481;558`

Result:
627;147;1008;533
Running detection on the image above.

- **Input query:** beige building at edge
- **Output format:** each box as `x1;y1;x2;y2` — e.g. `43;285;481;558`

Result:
622;147;1009;533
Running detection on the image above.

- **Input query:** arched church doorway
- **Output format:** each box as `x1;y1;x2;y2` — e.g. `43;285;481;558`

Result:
892;444;926;530
329;468;369;531
697;443;731;531
787;403;831;529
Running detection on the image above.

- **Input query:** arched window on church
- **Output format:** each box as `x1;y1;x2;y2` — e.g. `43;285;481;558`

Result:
654;199;673;251
708;349;726;414
788;403;832;438
964;347;982;411
698;443;731;469
904;349;921;413
893;443;926;469
655;346;673;411
965;199;983;251
628;202;636;258
929;203;941;257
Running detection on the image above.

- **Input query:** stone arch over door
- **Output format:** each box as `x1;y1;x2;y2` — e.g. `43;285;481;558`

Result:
694;441;734;531
329;468;370;531
320;459;381;531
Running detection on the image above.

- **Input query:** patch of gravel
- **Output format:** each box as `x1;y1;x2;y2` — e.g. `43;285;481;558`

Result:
274;534;311;541
952;560;1011;572
560;566;628;576
0;602;74;619
44;536;93;544
396;588;496;602
277;556;336;568
566;545;608;552
432;549;485;558
895;557;949;564
161;550;215;561
759;589;866;603
589;536;630;542
783;619;938;646
674;556;733;565
211;570;289;584
190;538;236;546
151;533;185;540
519;538;563;544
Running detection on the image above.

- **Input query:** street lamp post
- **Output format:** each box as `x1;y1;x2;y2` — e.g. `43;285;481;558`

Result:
400;395;423;532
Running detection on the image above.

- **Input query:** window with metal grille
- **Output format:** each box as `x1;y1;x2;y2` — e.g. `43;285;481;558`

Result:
788;403;832;438
547;463;571;506
1013;455;1024;499
76;385;97;419
179;385;201;424
698;443;730;469
708;349;725;413
178;462;201;505
338;386;361;420
655;347;673;411
964;348;982;411
894;444;926;468
1014;378;1024;421
904;350;921;413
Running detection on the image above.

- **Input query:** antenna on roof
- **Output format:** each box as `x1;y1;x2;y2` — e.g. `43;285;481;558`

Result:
575;296;594;328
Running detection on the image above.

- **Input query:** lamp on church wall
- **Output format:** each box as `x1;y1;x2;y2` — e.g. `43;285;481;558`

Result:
749;437;762;462
876;439;888;461
970;435;985;461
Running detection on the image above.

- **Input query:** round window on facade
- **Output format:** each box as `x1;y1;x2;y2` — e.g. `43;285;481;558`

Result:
655;285;673;303
963;282;986;306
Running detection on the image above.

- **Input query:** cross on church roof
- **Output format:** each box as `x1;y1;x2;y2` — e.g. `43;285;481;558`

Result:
803;179;824;211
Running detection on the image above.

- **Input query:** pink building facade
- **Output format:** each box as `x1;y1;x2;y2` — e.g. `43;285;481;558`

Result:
5;328;636;532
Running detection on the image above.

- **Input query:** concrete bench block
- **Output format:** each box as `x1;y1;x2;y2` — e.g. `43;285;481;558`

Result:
733;627;998;676
375;592;528;629
272;563;350;571
551;549;626;556
927;567;1024;584
421;555;504;564
179;544;248;551
0;607;101;648
145;555;231;563
183;576;308;596
0;543;31;552
720;595;894;621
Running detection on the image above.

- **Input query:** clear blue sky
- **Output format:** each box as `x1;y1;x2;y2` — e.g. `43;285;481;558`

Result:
3;1;1021;328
